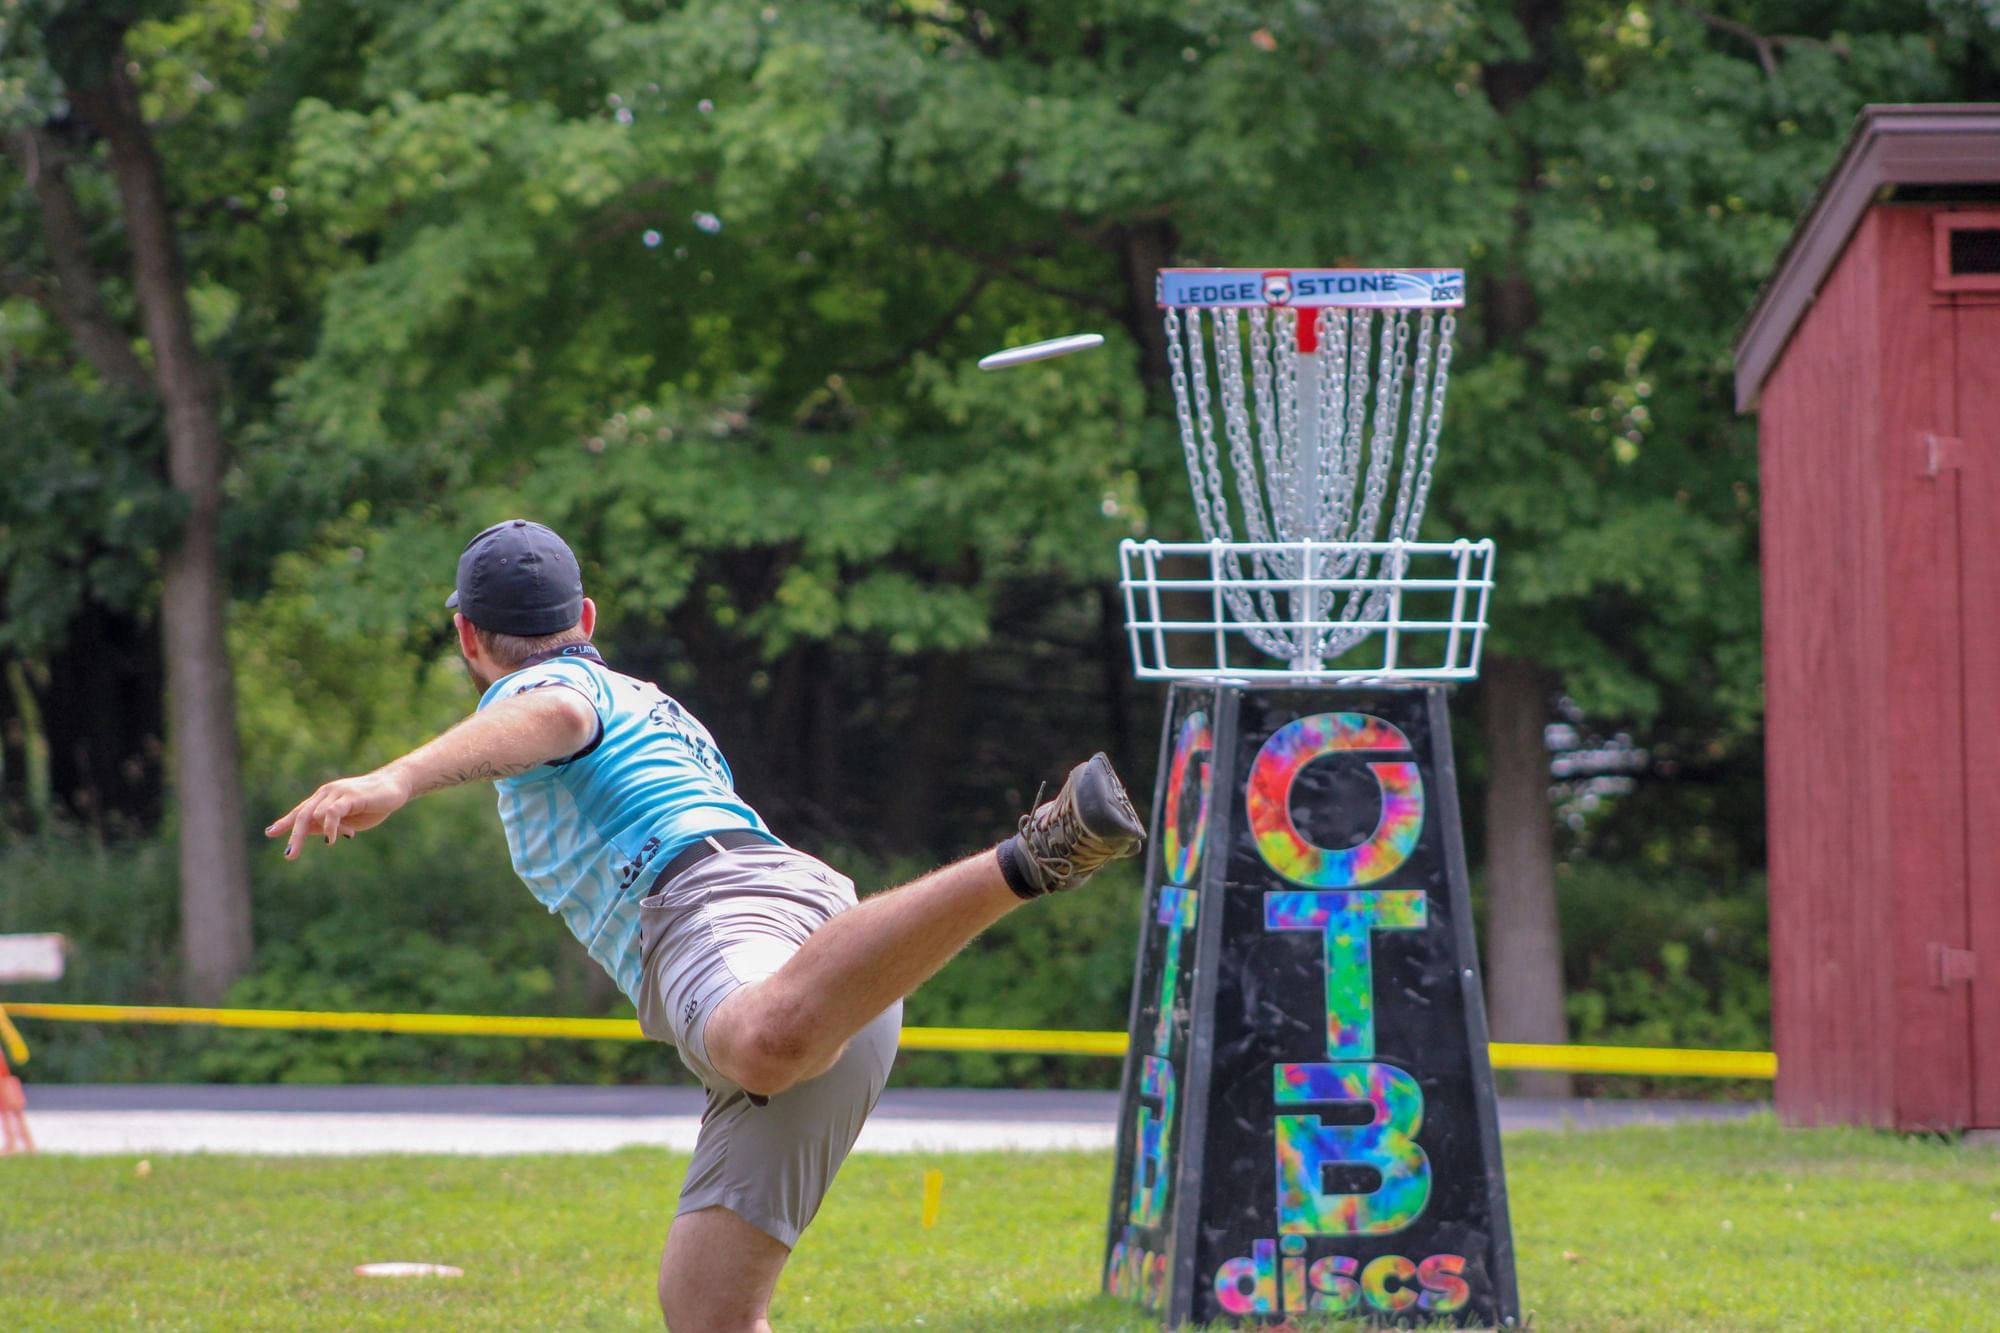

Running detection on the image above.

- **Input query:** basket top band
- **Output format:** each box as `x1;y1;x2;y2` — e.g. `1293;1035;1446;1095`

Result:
1157;267;1464;310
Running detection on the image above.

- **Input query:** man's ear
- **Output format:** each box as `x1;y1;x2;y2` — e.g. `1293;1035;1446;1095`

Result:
455;612;480;660
579;597;597;638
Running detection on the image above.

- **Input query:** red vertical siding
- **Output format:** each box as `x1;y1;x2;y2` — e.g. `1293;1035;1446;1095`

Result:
1957;292;2000;1128
1759;211;1896;1127
1877;208;1973;1131
1760;204;1996;1132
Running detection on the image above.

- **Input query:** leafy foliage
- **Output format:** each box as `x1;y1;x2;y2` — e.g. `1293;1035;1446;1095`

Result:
4;0;1998;1060
1556;863;1771;1083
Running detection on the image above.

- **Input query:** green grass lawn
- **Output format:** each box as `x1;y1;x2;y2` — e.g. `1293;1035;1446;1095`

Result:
4;1118;1997;1330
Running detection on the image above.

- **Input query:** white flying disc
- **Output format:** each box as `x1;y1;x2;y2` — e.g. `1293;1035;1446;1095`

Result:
978;332;1104;370
355;1263;464;1278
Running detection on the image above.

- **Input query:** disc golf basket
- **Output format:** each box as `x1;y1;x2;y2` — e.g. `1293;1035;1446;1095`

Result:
1102;268;1518;1329
1121;269;1493;679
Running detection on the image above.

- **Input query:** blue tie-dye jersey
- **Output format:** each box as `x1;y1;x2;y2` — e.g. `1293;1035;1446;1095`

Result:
477;652;771;1002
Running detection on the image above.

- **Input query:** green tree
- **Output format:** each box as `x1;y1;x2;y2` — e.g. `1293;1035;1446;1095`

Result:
260;0;1503;844
1451;0;1985;1089
272;1;1991;1067
7;0;1994;1043
1;0;340;999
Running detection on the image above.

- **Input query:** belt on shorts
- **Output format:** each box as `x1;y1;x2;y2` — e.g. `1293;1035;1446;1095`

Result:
646;830;778;895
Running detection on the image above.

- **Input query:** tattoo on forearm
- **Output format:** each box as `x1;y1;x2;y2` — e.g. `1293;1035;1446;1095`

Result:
413;759;541;795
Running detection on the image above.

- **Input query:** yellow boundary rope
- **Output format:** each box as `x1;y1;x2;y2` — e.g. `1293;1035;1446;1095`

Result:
1;1002;1772;1078
1488;1040;1773;1079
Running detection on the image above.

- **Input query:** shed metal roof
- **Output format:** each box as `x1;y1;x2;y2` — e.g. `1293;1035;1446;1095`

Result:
1734;103;2000;413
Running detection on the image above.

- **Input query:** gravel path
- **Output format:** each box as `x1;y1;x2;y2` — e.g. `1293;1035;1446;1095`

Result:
16;1085;1765;1156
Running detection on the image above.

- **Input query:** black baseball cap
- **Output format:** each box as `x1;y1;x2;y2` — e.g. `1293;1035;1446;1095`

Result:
445;519;584;636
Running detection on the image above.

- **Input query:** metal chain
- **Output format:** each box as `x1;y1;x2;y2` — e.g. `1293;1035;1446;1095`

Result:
1333;310;1373;547
1269;309;1303;544
1385;311;1435;545
1164;309;1217;542
1315;310;1374;656
1404;313;1454;540
1370;310;1411;546
1186;309;1287;656
1319;308;1351;541
1219;311;1290;651
1244;309;1300;632
1315;313;1398;653
1350;312;1436;650
1244;307;1285;543
1307;310;1335;539
1222;312;1272;545
1158;298;1459;669
1189;310;1257;623
1340;314;1403;606
1367;313;1416;619
1256;312;1304;640
1185;310;1235;547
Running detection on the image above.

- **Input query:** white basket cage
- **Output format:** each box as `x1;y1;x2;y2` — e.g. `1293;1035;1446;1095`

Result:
1127;267;1494;681
1120;538;1494;681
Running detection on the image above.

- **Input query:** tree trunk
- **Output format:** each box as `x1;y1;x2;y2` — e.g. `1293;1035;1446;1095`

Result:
3;129;152;394
1474;0;1569;1095
1119;220;1175;389
69;62;253;1004
1481;656;1571;1097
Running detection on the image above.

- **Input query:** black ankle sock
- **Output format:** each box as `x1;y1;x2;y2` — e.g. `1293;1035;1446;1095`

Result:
996;837;1041;900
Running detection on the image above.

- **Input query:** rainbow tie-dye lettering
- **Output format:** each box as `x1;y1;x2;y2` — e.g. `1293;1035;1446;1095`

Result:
1361;1255;1421;1312
1265;890;1426;1060
1153;886;1198;1056
1162;712;1213;885
1129;1054;1178;1227
1105;1228;1170;1309
1246;713;1424;887
1273;1062;1431;1235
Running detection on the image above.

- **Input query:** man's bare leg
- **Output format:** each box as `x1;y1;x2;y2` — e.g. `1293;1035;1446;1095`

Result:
705;751;1144;1097
658;1205;788;1333
666;856;1015;1328
704;849;1017;1095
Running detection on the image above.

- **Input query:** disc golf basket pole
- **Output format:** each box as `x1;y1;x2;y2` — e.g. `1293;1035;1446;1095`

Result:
0;934;67;1155
1101;269;1520;1327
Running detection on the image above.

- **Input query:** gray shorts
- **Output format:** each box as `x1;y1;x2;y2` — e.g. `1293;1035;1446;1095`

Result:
634;841;902;1247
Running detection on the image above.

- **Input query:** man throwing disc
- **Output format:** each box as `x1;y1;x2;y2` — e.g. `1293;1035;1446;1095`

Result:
266;519;1146;1331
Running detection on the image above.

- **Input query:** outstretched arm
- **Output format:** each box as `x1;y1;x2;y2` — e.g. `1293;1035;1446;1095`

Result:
266;686;599;859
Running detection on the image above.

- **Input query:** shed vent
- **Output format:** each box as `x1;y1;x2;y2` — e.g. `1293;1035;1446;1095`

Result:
1936;213;2000;293
1949;228;2000;274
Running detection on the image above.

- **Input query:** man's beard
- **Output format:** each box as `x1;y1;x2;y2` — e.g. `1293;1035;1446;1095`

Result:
462;654;497;691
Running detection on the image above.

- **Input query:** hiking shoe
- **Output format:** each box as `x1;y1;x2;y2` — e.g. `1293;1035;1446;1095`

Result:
1001;753;1146;898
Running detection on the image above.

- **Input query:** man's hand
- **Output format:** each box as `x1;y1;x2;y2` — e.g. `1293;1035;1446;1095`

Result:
267;770;414;859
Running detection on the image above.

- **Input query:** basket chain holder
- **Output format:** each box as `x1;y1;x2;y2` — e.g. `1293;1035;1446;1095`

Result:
1129;268;1491;680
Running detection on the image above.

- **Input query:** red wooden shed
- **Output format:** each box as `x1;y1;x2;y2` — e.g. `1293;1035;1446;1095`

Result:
1736;104;2000;1133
